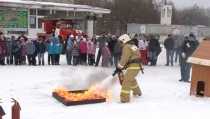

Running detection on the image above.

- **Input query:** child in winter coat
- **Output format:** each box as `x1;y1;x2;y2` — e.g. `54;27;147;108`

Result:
87;38;96;66
37;37;46;65
138;37;149;65
6;37;14;65
0;36;7;65
79;38;87;65
47;38;54;65
101;42;111;67
72;40;80;66
53;36;63;65
51;35;61;65
66;35;74;65
26;40;36;65
13;39;22;65
20;40;27;65
18;35;28;65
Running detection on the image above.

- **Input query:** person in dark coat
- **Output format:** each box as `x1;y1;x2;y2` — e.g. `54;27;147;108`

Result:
57;36;63;65
26;40;36;65
113;39;122;67
20;39;27;65
37;36;46;65
12;39;22;65
107;35;117;66
95;33;107;66
6;36;16;65
47;37;53;65
66;35;74;65
148;35;161;66
179;34;199;83
17;34;28;65
173;35;185;64
0;33;7;65
164;34;175;66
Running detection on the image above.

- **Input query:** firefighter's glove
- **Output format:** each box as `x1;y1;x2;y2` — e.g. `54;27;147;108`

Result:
112;67;122;76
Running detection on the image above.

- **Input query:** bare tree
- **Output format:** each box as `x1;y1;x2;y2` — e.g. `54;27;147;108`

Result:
174;5;210;26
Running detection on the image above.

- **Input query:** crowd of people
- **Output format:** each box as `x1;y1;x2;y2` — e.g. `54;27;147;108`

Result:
0;30;201;84
0;31;161;67
163;33;199;82
0;31;199;71
0;32;120;67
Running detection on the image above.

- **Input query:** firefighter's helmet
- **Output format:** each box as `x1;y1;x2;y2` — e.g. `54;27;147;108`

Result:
118;34;131;44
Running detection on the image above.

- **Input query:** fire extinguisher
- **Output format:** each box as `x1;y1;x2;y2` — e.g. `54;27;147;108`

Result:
11;98;21;119
0;99;6;119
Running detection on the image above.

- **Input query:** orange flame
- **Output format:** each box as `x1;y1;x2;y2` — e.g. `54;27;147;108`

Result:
54;86;112;102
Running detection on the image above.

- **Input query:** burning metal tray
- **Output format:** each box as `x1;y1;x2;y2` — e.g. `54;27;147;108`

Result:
53;90;106;106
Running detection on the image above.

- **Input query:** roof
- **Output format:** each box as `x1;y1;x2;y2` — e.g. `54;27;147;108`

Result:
0;0;111;14
188;40;210;66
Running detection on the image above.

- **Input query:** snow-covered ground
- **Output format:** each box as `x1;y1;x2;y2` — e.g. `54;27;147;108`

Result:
0;50;210;119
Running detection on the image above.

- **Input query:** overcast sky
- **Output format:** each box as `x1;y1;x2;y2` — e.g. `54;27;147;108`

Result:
170;0;210;9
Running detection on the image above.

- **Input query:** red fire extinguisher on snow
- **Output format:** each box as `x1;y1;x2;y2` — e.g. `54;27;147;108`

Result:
11;98;21;119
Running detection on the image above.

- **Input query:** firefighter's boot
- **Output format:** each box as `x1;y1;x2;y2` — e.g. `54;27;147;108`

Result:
120;91;130;103
133;86;142;97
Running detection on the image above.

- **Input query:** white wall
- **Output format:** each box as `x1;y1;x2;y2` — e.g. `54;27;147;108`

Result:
160;5;172;25
28;28;44;39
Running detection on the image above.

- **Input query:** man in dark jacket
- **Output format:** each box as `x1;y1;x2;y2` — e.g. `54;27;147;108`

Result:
0;33;7;65
108;35;117;66
164;34;175;66
37;36;46;65
113;38;122;67
148;35;161;66
12;39;22;65
26;40;36;65
179;34;199;82
66;35;74;65
6;36;16;65
95;33;107;66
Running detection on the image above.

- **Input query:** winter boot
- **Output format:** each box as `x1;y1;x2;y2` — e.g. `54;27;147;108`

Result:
133;87;142;97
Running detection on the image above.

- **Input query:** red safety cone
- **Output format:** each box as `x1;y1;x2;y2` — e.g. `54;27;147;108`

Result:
11;98;21;119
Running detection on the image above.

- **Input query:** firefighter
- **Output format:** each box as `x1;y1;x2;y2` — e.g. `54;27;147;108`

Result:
117;34;143;103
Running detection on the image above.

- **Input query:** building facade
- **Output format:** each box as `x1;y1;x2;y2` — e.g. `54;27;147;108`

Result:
0;0;110;38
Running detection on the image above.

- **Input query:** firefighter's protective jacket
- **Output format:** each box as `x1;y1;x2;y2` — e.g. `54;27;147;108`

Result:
118;44;141;70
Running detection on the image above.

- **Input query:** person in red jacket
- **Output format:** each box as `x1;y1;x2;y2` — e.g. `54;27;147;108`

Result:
138;35;149;65
79;38;87;65
101;42;111;67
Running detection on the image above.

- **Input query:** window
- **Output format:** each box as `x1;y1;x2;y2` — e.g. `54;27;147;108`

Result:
30;16;36;28
38;10;49;16
30;9;36;15
38;18;43;29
